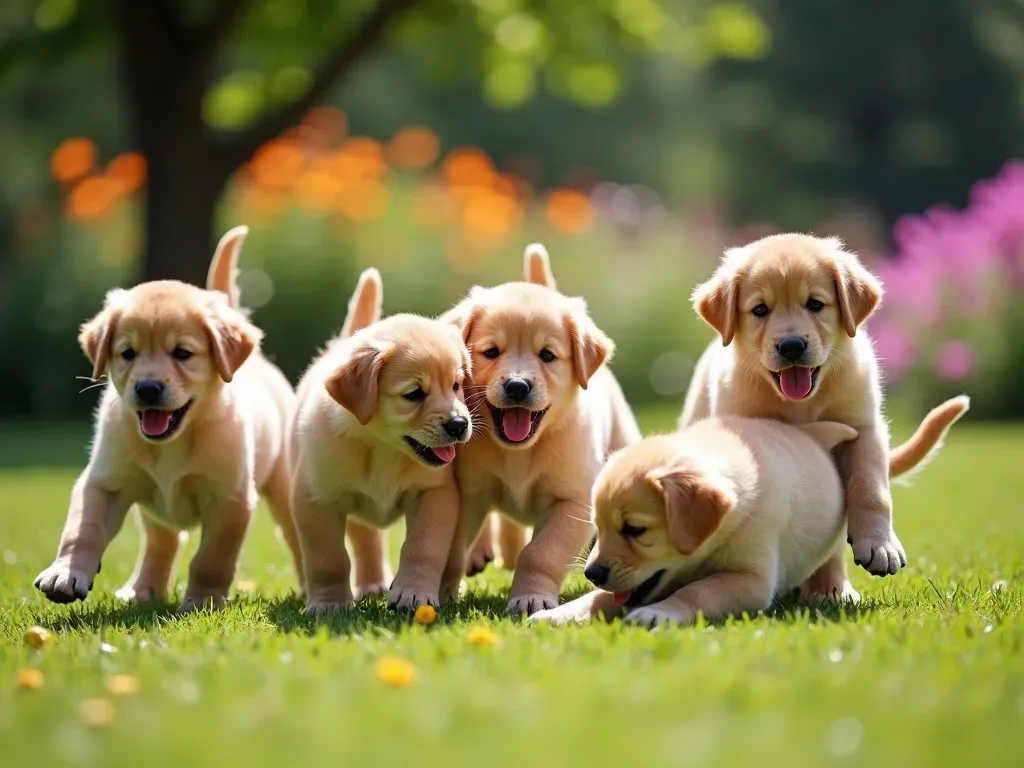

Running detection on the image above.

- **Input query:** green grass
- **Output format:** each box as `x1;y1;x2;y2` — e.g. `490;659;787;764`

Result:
1;409;1023;767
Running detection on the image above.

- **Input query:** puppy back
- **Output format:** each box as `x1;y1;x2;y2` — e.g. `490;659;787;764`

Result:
341;268;383;338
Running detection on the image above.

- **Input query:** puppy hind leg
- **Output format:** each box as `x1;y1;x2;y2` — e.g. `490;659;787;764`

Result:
115;511;183;602
179;494;253;613
801;538;860;603
466;513;497;576
262;457;305;594
347;518;393;600
496;516;529;571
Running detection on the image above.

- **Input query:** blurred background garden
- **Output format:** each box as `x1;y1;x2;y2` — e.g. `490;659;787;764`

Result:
2;0;1023;426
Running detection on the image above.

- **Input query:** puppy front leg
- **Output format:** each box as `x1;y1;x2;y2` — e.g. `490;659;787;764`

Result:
625;570;774;628
507;500;594;615
528;589;622;626
347;518;393;600
440;498;488;603
116;513;183;602
389;479;459;610
179;494;253;613
35;472;130;604
293;476;353;614
841;424;906;576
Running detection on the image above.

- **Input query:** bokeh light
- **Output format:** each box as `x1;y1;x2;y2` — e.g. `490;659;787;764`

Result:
50;138;97;185
388;126;441;169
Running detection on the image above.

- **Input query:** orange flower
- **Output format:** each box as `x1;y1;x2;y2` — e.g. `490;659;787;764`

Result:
104;675;140;696
338;182;389;221
441;147;495;188
24;626;53;649
388;126;440;169
106;153;147;194
374;656;416;687
79;698;116;727
295;167;342;213
50;138;96;184
460;187;521;246
414;605;437;625
15;669;44;691
251;139;305;189
467;626;501;646
545;189;595;234
340;137;388;180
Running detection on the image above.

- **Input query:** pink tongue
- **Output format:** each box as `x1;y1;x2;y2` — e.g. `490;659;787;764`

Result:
779;367;813;399
612;591;631;607
501;408;533;442
141;410;173;436
431;445;456;464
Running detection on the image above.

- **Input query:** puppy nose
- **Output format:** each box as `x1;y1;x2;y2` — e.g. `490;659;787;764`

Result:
583;563;610;587
776;337;807;362
504;377;532;403
134;380;164;405
442;416;469;439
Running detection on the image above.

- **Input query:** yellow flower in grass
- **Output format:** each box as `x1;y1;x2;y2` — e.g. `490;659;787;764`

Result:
467;626;501;647
79;698;116;727
105;674;140;696
235;580;258;593
374;655;416;687
24;626;53;648
414;605;437;625
15;668;44;691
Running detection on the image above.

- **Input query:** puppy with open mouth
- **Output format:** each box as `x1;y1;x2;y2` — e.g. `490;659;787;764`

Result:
290;268;473;614
531;397;969;628
441;244;641;615
35;226;303;612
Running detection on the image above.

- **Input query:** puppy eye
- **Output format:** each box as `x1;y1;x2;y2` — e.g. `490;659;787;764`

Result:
806;298;825;313
121;348;136;361
452;382;460;392
403;387;426;402
621;522;647;539
539;349;556;363
482;347;500;359
752;304;770;318
171;347;193;361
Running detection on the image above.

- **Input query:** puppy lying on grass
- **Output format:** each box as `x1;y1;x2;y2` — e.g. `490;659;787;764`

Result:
442;244;641;614
290;268;474;614
35;226;303;612
531;396;968;628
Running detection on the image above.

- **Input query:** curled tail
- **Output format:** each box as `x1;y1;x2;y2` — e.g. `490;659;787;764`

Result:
890;395;970;480
341;267;383;338
207;226;249;308
524;243;557;288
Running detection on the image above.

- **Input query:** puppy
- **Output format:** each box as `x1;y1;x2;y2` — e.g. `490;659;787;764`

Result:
290;268;473;613
35;226;303;612
532;396;969;627
442;244;641;614
682;233;905;598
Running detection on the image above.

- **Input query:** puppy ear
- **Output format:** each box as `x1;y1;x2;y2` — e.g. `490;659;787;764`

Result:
324;341;393;425
646;468;735;555
445;324;474;380
565;298;614;390
440;289;485;345
79;289;126;380
827;248;882;338
794;421;859;451
524;243;557;289
691;265;739;345
205;300;262;383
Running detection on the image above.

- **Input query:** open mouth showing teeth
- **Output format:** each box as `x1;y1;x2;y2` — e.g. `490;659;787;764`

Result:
771;366;821;400
403;436;457;466
612;569;666;609
136;401;193;441
488;404;548;444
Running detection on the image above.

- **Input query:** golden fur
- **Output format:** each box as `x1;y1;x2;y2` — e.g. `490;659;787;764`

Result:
35;226;302;612
441;244;641;614
290;269;474;613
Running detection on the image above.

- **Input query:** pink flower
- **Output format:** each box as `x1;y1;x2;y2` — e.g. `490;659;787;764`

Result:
869;321;917;383
935;340;975;381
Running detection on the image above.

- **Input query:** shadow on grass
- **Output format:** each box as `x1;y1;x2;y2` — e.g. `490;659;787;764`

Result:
41;600;179;632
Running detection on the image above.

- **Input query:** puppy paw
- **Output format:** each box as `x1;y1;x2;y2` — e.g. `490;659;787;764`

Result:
506;594;557;616
466;540;495;577
527;604;585;627
387;583;439;612
34;563;94;604
304;598;354;616
440;578;463;604
354;580;390;601
840;581;861;603
624;603;694;629
177;592;229;614
850;530;906;576
114;582;166;602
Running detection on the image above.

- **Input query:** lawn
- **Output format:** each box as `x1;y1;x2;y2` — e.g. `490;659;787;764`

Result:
1;408;1022;767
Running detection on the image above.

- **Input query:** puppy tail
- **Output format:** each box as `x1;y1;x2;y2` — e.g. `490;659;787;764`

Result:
524;243;557;289
340;267;383;338
207;225;248;309
889;395;970;481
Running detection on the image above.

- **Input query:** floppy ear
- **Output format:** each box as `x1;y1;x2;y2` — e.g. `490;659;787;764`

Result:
323;341;393;425
524;243;557;289
794;421;859;451
205;300;262;383
79;289;126;380
445;325;474;380
565;299;614;389
826;246;882;338
647;467;735;555
691;266;739;345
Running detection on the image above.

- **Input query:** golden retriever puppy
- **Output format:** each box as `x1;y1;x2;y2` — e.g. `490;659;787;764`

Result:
442;244;641;614
290;268;473;614
532;396;968;627
682;233;905;596
35;226;302;612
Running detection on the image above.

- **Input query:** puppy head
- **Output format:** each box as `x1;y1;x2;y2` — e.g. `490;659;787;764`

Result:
443;282;612;449
692;233;882;402
324;315;473;467
585;439;736;607
80;281;261;442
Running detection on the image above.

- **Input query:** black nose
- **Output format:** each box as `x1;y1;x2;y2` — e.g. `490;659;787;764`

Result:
504;377;532;403
583;563;610;587
443;416;469;439
135;380;164;405
776;337;807;362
